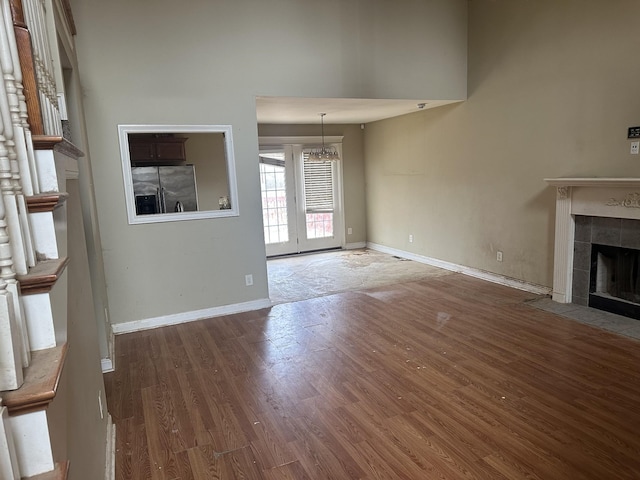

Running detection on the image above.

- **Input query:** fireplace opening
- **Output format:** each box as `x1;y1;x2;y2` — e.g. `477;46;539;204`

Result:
589;244;640;320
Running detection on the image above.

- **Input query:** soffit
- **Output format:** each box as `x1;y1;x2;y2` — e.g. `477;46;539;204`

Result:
256;96;461;125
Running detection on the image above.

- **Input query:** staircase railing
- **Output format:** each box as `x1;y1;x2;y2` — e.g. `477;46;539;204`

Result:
0;0;75;477
0;0;63;392
20;0;60;138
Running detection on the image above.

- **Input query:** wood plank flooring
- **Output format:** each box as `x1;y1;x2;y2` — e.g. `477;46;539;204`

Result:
105;274;640;479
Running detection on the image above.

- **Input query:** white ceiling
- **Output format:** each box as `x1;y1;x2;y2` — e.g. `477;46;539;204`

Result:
255;96;460;125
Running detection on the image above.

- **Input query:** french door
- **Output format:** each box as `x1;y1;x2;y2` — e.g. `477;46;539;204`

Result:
260;144;343;257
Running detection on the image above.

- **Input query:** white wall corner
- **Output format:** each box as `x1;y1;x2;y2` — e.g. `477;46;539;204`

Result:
101;327;116;373
100;358;114;374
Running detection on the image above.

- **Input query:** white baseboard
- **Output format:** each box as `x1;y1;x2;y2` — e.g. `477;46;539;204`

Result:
105;416;115;480
101;329;116;373
100;358;114;373
367;242;551;296
111;298;272;335
344;242;367;250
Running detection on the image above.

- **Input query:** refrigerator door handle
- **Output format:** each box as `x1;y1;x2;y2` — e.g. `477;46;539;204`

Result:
160;187;166;213
156;187;162;213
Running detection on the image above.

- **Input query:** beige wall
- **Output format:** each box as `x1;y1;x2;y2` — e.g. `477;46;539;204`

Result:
62;181;109;480
70;0;467;326
184;133;230;211
60;19;112;362
365;0;640;288
258;124;367;245
40;10;111;479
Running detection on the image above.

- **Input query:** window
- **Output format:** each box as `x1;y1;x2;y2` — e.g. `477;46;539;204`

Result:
260;151;288;244
303;153;334;240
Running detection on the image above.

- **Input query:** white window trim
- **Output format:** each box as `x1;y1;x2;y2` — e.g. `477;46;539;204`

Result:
258;136;344;146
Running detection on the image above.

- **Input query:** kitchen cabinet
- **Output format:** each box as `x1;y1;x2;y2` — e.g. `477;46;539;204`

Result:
129;135;187;165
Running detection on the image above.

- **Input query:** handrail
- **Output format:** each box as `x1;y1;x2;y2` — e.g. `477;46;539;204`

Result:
18;0;61;137
8;0;43;135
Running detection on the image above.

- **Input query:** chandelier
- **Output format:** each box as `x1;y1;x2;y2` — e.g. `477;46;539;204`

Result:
308;113;340;161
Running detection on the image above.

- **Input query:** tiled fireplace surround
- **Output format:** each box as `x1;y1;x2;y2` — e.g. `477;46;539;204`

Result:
572;215;640;306
545;178;640;307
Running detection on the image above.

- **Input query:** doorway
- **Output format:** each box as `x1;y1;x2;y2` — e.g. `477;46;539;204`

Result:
260;144;343;257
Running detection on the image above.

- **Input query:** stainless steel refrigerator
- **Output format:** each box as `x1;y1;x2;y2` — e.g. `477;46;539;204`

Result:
131;166;198;214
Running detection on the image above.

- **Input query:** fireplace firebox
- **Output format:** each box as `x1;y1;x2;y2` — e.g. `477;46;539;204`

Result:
589;244;640;320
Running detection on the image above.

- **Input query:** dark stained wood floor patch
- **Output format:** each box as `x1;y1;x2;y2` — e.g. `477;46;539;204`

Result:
105;274;640;479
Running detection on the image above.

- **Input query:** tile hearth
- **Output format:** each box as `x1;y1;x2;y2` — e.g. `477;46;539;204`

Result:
530;297;640;340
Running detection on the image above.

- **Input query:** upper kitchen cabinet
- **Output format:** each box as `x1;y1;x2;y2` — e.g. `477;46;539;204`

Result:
129;134;187;165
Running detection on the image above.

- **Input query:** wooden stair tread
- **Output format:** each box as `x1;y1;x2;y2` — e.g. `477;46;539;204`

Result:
17;257;69;295
26;193;69;213
23;461;69;480
2;343;68;415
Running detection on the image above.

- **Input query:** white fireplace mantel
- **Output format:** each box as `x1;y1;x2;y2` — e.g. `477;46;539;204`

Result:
545;177;640;188
544;177;640;303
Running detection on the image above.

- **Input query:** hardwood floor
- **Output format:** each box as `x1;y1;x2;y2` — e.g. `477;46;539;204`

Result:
105;274;640;479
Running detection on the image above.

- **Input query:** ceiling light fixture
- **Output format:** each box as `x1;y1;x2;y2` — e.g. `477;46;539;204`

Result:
308;113;340;161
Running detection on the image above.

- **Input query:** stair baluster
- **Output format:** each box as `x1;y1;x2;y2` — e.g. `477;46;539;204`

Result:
20;0;60;138
0;124;23;391
0;7;30;374
0;0;36;271
0;397;21;480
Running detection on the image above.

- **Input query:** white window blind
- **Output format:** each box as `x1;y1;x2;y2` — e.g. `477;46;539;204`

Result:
303;152;334;213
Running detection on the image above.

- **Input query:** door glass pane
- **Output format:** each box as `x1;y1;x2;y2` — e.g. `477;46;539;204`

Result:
306;212;334;239
260;152;288;245
303;154;334;239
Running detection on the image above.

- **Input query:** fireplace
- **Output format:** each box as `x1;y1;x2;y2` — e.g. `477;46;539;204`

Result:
545;178;640;318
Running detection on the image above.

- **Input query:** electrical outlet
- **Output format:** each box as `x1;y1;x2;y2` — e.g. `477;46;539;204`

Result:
409;234;414;243
631;141;639;155
347;227;353;235
497;251;503;262
245;274;253;286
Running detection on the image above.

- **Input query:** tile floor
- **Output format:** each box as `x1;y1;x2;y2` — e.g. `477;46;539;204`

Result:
267;248;452;304
267;248;640;342
528;297;640;341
